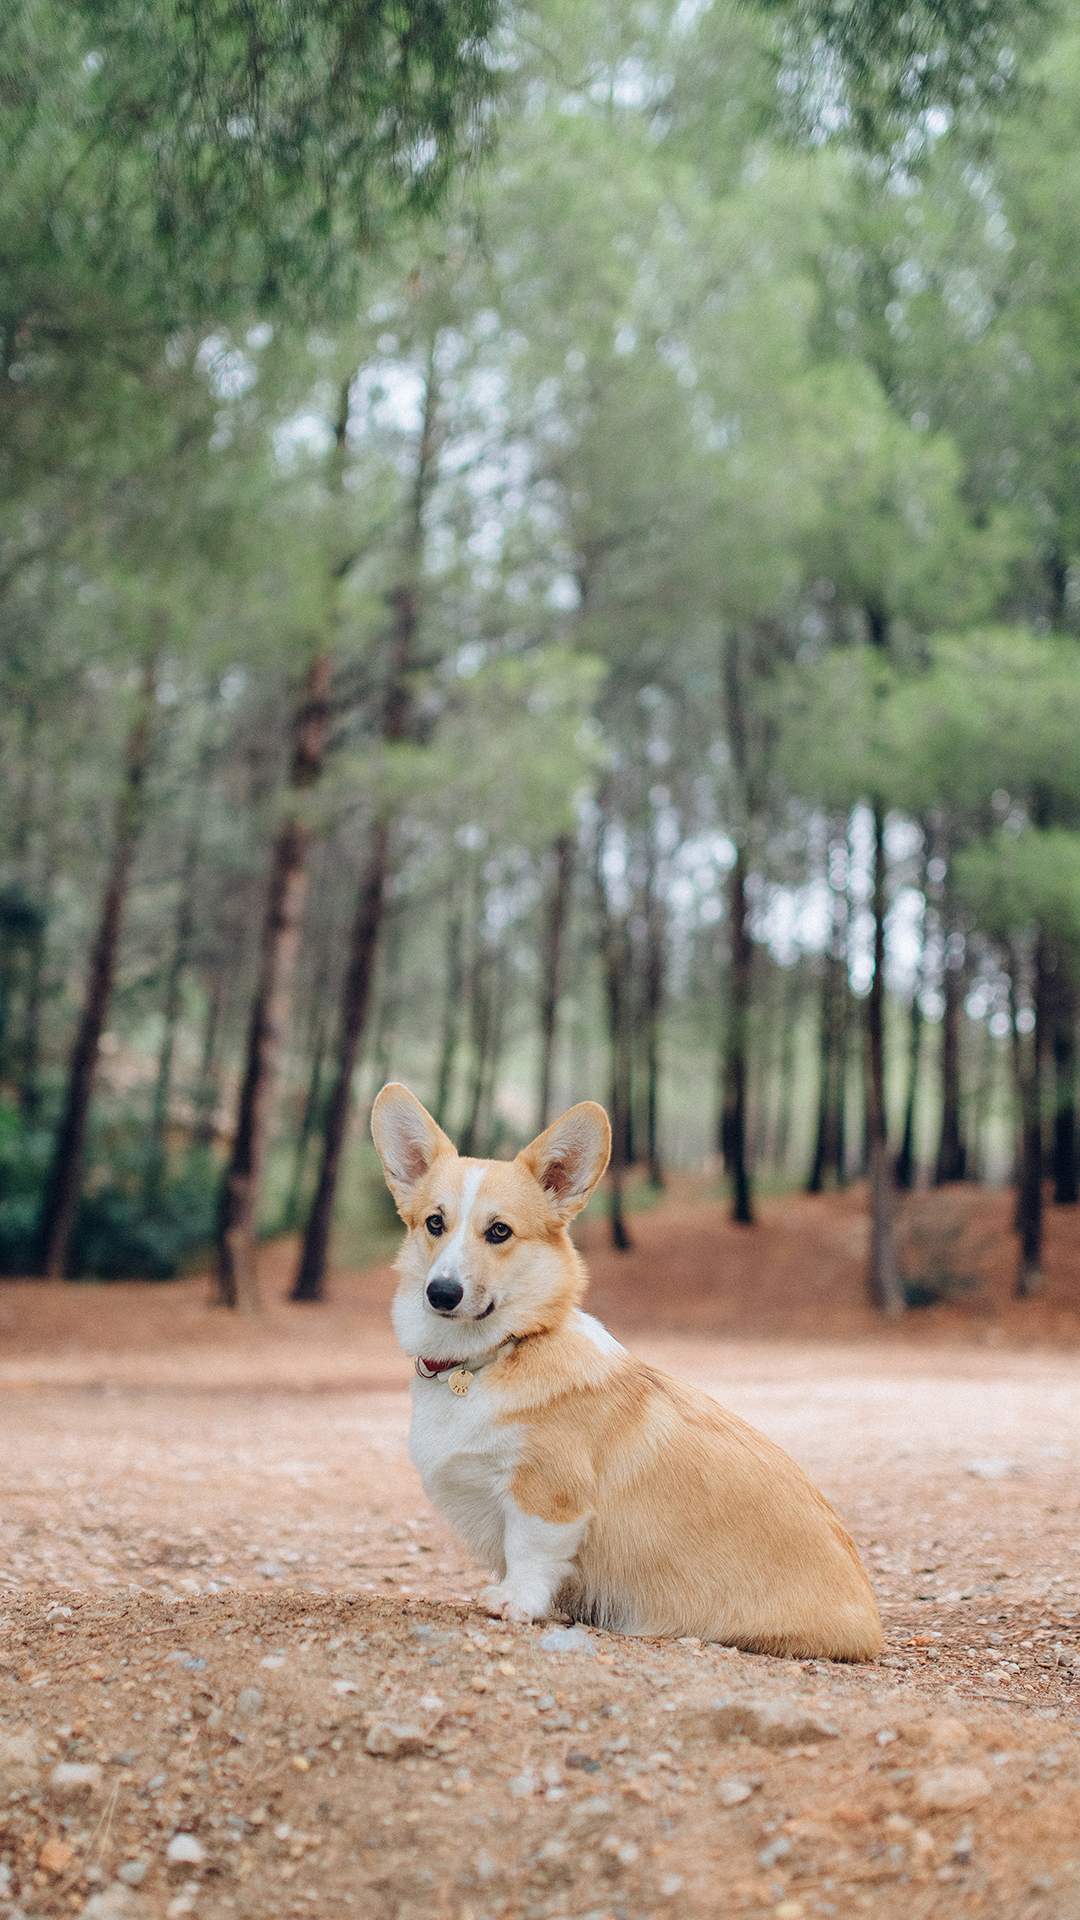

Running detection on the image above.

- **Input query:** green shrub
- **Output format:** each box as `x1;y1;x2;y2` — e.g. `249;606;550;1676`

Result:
0;1104;51;1274
0;1105;218;1279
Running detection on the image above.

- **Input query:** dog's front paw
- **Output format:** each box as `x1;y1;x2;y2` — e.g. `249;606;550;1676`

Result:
478;1585;542;1625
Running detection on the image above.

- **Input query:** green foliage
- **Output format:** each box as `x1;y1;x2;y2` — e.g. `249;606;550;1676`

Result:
0;1105;217;1278
793;364;1019;636
0;1107;51;1274
763;0;1056;150
890;629;1080;822
779;645;907;811
954;826;1080;956
1;0;500;325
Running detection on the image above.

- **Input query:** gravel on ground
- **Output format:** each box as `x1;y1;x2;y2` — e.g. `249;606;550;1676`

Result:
4;1183;1080;1920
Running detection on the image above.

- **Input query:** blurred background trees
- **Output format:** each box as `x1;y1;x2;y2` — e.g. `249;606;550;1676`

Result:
2;0;1079;1310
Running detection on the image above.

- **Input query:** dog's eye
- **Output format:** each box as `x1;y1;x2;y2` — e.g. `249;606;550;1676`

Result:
485;1221;512;1245
425;1214;444;1236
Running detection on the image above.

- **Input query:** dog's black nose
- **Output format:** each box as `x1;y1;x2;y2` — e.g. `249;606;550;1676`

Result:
427;1277;464;1312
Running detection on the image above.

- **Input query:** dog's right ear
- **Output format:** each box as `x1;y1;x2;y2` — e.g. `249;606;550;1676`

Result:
518;1101;611;1222
371;1083;455;1215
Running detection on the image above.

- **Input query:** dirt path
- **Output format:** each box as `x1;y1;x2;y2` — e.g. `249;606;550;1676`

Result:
3;1321;1080;1920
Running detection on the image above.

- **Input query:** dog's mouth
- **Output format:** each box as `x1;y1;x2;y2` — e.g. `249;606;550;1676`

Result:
430;1298;497;1322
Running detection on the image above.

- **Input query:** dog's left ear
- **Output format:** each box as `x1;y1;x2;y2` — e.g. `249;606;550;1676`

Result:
372;1083;455;1215
518;1102;611;1222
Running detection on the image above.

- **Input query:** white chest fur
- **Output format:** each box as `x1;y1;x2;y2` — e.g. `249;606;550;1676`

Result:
408;1373;524;1580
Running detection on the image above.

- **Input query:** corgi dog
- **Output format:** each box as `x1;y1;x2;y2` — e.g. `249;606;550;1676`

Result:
371;1083;882;1660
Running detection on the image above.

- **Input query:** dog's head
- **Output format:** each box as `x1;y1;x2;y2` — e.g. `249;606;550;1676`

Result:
371;1083;611;1361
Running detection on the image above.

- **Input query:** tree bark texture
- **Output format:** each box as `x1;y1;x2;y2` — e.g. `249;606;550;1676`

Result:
459;938;508;1159
720;845;753;1225
145;794;205;1201
290;348;440;1299
894;989;922;1191
282;1005;330;1230
36;659;157;1278
642;898;665;1190
808;949;848;1191
864;804;904;1314
433;882;465;1130
537;833;574;1132
1014;942;1048;1296
291;819;390;1300
215;650;333;1310
935;929;967;1183
1051;968;1078;1205
593;832;633;1251
192;967;226;1149
17;903;46;1124
770;968;800;1179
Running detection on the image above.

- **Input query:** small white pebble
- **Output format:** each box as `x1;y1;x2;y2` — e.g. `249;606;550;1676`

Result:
165;1833;205;1865
716;1777;753;1807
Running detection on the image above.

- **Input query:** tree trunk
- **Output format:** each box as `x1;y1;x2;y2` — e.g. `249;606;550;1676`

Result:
1015;943;1048;1296
215;650;333;1310
192;968;225;1149
460;940;508;1158
643;947;664;1191
9;700;45;1121
291;819;391;1300
145;799;205;1202
17;897;47;1125
641;841;665;1189
368;902;405;1096
720;845;753;1225
537;833;574;1131
935;929;967;1182
290;345;440;1302
432;880;465;1130
593;832;633;1251
459;937;497;1159
483;953;510;1155
1052;971;1078;1205
808;951;848;1192
835;988;848;1184
282;1007;330;1231
216;372;356;1308
894;990;923;1191
35;658;157;1278
771;966;800;1179
864;803;904;1314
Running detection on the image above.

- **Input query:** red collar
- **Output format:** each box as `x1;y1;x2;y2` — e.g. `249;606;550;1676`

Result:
414;1336;518;1381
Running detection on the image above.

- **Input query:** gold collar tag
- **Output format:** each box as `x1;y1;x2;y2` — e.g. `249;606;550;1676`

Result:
447;1368;473;1396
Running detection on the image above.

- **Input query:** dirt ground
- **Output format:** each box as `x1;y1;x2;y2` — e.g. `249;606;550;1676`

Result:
3;1185;1080;1920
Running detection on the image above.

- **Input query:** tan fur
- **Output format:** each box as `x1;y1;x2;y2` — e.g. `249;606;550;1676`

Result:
372;1083;882;1662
